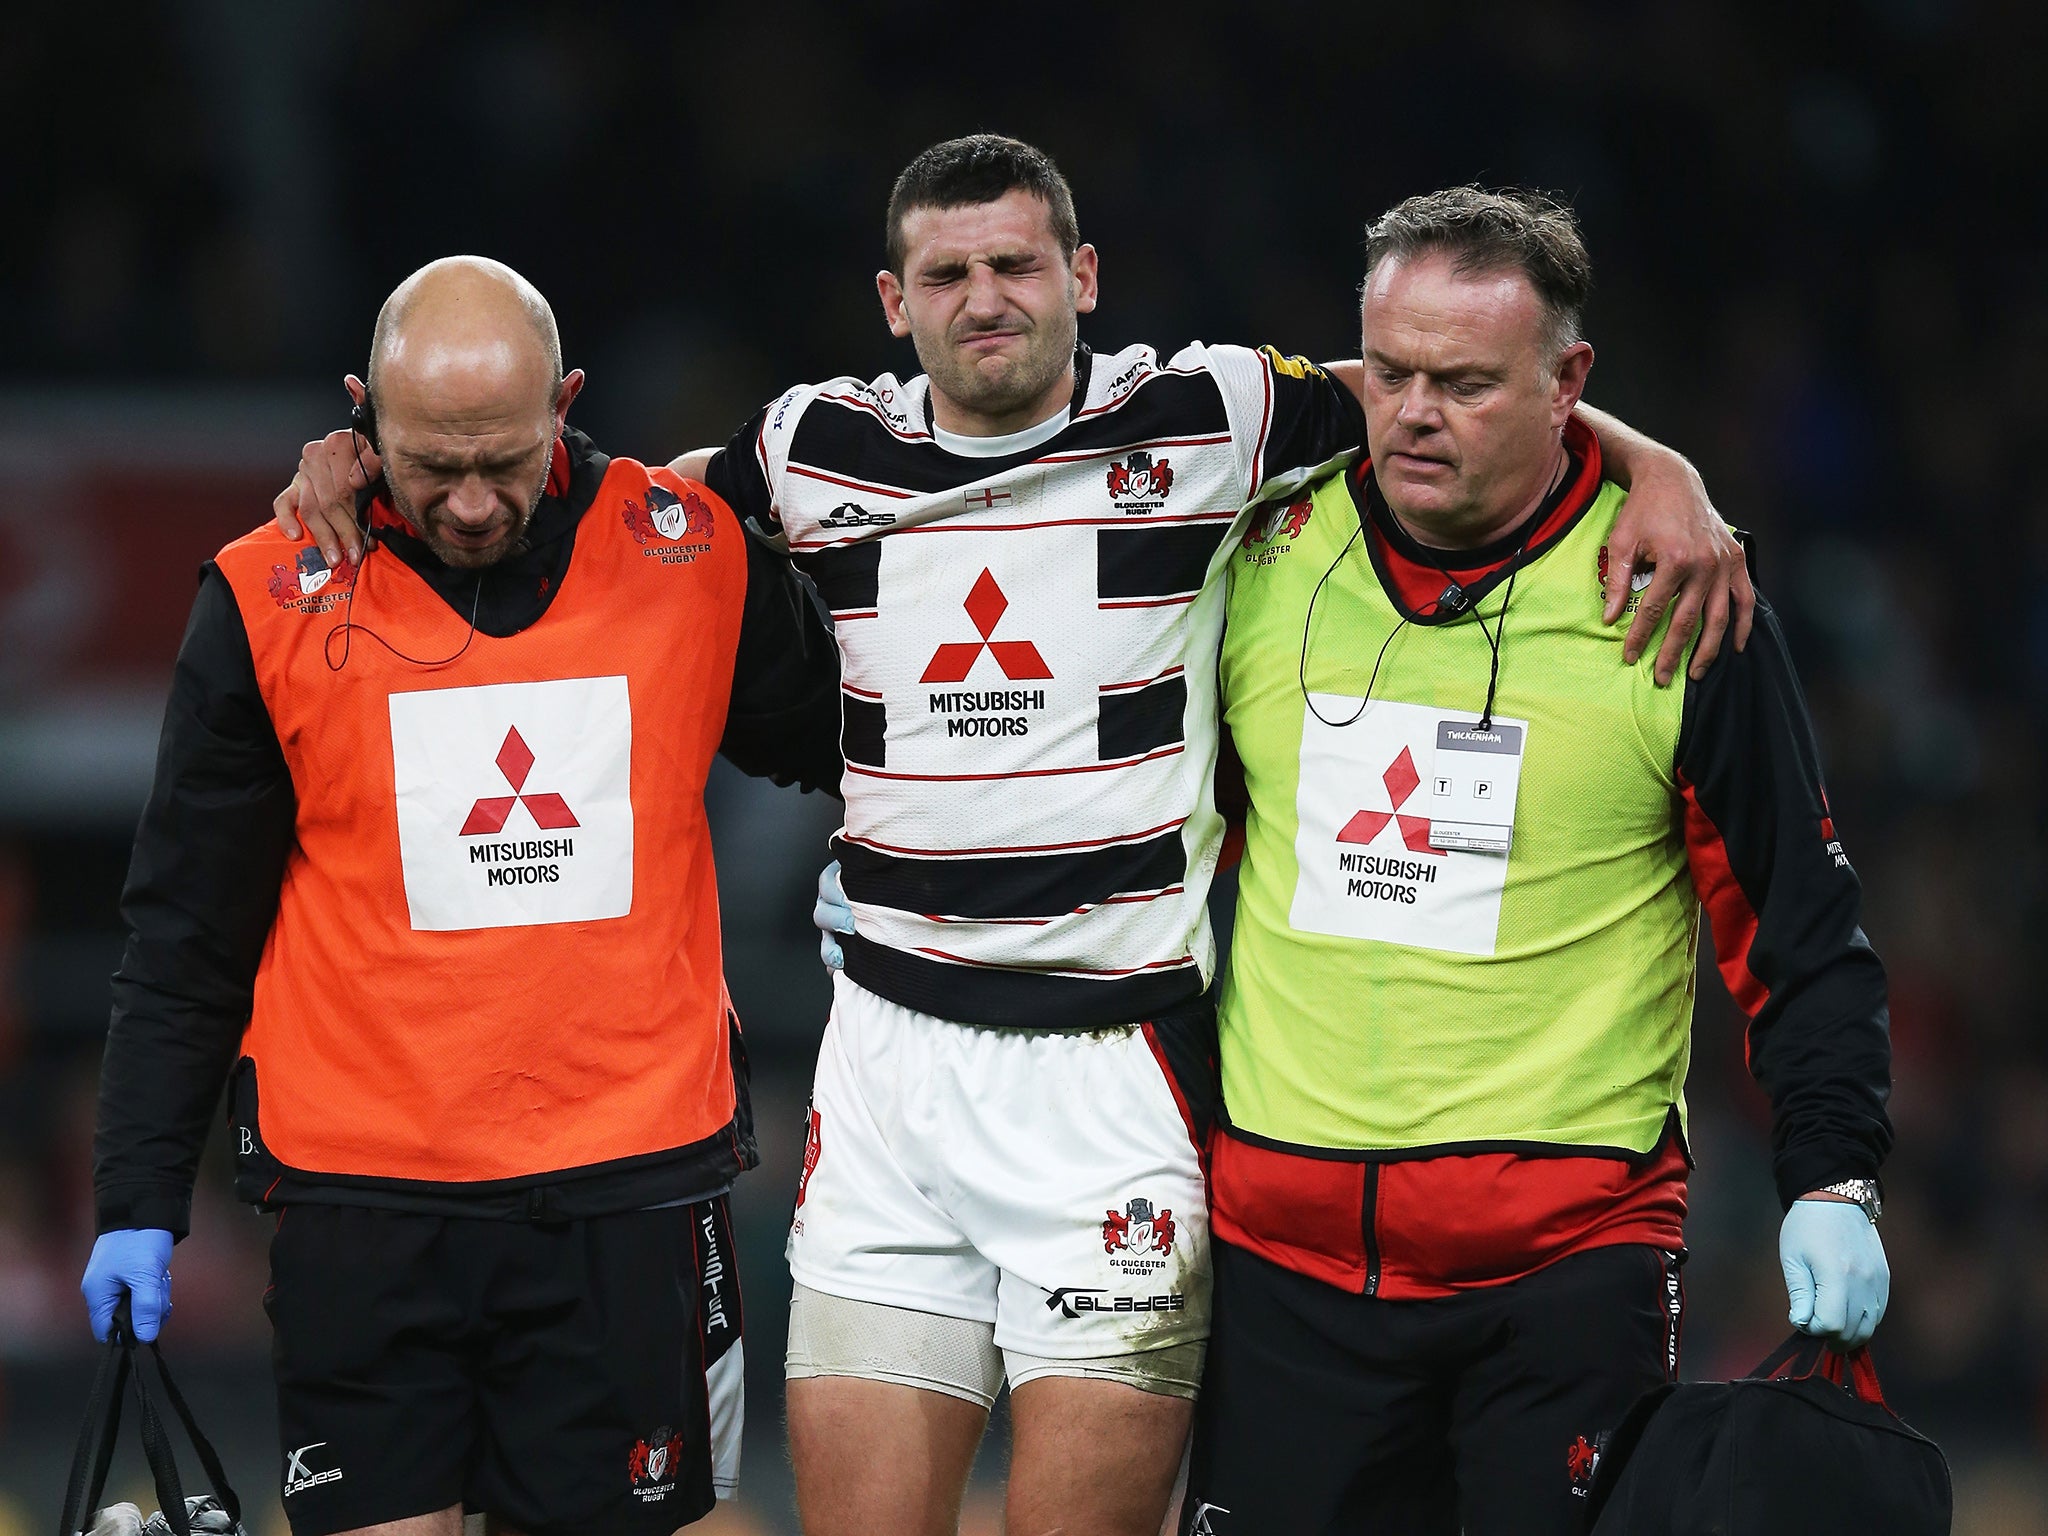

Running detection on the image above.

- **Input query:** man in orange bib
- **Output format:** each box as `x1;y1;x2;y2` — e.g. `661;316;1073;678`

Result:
81;258;840;1536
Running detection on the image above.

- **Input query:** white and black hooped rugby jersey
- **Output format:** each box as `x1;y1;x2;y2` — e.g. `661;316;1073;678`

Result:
707;341;1361;1029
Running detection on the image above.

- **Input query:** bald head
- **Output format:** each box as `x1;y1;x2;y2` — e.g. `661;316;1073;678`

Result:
367;255;562;414
353;256;584;569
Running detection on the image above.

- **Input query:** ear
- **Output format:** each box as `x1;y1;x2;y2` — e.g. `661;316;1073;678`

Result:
877;268;912;339
1071;243;1100;316
553;368;586;431
345;374;369;408
1551;342;1593;426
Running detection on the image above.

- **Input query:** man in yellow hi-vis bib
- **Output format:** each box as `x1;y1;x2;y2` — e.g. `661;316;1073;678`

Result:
1186;188;1894;1536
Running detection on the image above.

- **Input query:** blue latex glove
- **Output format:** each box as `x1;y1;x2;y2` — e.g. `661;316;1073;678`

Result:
81;1228;175;1342
1779;1197;1889;1349
813;858;855;970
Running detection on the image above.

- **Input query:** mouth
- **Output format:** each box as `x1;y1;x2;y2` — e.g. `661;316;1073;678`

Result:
1386;450;1453;474
958;329;1024;353
433;516;513;558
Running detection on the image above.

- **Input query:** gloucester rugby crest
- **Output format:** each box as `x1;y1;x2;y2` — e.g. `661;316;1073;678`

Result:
1105;450;1174;511
628;1426;685;1502
624;485;716;563
267;546;357;613
1102;1196;1176;1277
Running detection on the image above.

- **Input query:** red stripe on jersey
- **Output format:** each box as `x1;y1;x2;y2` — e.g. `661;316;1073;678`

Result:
1678;768;1771;1026
786;465;917;499
1101;665;1186;694
1071;363;1212;418
1142;1020;1205;1160
913;945;1196;978
1036;432;1234;460
844;743;1184;783
918;886;1187;925
890;510;1236;534
786;510;1236;552
1252;352;1274;499
816;392;932;442
841;816;1188;859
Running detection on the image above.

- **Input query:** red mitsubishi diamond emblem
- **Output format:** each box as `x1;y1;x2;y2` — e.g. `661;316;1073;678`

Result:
1336;746;1441;855
460;727;581;836
920;569;1054;684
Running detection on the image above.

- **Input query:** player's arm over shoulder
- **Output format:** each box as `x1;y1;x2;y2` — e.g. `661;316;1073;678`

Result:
1178;341;1364;507
668;383;838;537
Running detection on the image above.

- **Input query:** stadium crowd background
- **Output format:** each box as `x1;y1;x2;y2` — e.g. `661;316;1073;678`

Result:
1;4;2042;1530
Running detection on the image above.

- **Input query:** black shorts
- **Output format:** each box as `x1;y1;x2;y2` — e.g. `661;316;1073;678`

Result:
1183;1239;1684;1536
264;1197;744;1536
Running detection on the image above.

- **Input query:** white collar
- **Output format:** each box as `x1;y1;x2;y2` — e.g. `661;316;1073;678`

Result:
932;404;1072;459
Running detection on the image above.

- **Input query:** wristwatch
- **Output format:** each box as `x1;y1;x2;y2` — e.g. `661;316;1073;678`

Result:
1812;1178;1883;1224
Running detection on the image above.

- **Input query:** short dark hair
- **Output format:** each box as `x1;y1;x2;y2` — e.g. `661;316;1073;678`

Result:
885;134;1080;274
1363;187;1592;357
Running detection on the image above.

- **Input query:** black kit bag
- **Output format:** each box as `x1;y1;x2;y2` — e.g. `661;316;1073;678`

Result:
58;1300;246;1536
1586;1333;1950;1535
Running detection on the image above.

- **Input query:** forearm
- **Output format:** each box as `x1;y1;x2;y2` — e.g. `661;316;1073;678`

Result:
94;569;297;1234
1574;401;1695;493
719;529;845;796
1758;970;1893;1202
1679;600;1894;1206
669;447;718;480
96;984;254;1236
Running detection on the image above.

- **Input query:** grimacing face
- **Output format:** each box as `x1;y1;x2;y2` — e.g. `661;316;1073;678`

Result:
376;388;562;570
1360;250;1590;543
880;187;1098;431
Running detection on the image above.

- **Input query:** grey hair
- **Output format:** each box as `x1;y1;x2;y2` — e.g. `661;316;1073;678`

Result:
1363;187;1592;359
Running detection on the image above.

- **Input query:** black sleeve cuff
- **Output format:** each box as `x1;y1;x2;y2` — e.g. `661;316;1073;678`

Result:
1773;1150;1884;1212
95;1185;195;1241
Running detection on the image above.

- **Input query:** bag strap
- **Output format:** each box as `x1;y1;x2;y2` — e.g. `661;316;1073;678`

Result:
1749;1331;1890;1410
125;1339;191;1536
58;1322;132;1536
143;1342;241;1525
1824;1346;1889;1408
56;1299;242;1536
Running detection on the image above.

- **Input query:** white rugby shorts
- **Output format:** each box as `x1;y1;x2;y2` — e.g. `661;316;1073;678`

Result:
786;973;1214;1361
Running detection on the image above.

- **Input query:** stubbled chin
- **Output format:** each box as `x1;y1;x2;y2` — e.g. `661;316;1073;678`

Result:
430;534;506;569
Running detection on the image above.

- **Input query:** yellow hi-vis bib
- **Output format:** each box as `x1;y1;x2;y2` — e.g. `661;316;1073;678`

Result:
1219;462;1696;1158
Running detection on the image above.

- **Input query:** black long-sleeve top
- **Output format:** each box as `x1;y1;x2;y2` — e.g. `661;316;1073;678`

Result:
95;429;842;1236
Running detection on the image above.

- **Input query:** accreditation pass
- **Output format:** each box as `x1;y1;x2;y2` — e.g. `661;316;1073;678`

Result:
1427;718;1527;853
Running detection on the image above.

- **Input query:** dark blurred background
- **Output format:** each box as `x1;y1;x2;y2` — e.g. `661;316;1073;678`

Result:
2;3;2044;1531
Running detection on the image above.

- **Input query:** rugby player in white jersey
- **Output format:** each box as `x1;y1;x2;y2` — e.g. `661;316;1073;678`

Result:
279;136;1750;1536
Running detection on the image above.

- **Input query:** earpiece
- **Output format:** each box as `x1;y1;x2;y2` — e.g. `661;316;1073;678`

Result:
345;383;382;555
349;391;381;455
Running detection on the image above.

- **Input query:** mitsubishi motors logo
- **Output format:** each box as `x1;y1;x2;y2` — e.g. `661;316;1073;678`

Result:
920;569;1053;684
1336;746;1442;855
460;727;582;836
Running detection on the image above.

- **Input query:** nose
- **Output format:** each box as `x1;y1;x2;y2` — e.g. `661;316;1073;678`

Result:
445;476;498;528
961;263;1008;321
1394;380;1441;433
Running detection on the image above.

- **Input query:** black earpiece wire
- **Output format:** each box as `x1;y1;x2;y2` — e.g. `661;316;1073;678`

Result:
323;386;486;672
1298;491;1541;732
